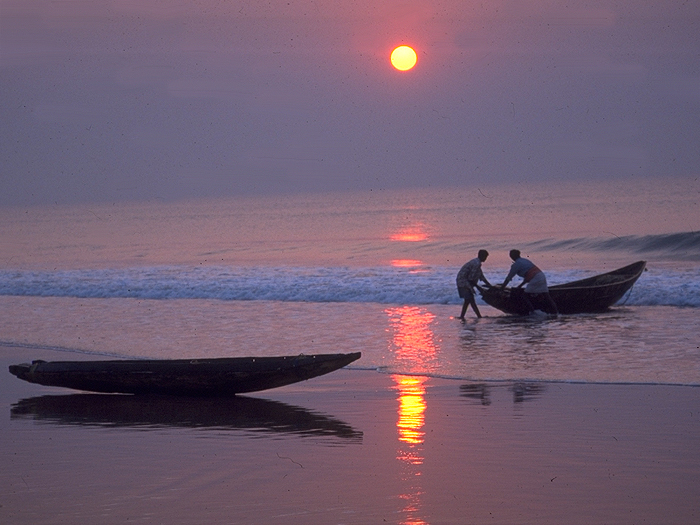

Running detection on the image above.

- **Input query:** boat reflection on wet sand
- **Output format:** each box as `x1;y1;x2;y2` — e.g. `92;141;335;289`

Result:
11;393;363;444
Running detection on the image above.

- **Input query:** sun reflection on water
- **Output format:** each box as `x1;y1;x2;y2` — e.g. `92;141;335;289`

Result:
390;231;428;242
389;223;429;243
386;306;438;370
385;305;438;525
390;259;430;274
390;259;423;268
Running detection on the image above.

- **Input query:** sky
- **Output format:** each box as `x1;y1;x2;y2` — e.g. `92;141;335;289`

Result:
1;0;698;206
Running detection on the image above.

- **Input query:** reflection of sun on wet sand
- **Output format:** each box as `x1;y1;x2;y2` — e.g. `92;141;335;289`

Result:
387;305;438;525
393;375;428;525
385;306;437;451
394;375;427;448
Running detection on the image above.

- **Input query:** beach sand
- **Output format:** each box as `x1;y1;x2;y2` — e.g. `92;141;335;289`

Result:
2;345;698;524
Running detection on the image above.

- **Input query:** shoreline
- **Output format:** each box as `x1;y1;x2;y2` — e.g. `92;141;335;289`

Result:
3;344;699;524
5;340;699;388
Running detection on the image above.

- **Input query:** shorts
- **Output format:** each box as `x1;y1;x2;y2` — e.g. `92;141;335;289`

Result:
458;285;475;300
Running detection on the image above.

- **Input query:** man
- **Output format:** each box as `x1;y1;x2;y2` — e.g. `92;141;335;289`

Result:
501;249;558;316
456;249;492;319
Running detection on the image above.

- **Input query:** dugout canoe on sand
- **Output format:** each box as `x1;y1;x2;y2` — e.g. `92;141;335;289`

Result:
8;352;361;396
480;261;646;315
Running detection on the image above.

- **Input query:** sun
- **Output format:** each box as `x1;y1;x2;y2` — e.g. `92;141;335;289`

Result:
390;46;417;71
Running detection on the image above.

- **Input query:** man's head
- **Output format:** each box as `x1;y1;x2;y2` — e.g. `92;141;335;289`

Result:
478;249;489;262
509;249;521;261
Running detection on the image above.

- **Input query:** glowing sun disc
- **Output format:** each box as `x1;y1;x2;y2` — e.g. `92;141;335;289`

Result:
391;46;417;71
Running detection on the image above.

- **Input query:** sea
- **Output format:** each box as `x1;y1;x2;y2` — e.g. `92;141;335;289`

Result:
1;176;699;386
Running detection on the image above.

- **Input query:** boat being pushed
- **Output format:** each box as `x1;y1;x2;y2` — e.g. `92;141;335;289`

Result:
479;261;646;315
9;352;361;396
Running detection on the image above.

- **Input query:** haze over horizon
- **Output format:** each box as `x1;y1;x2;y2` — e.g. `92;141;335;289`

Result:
2;0;698;207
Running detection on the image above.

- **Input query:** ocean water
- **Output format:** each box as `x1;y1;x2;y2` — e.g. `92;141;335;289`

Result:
1;177;699;385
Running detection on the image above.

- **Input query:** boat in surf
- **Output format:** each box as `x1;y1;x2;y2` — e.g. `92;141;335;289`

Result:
8;352;361;396
479;261;646;315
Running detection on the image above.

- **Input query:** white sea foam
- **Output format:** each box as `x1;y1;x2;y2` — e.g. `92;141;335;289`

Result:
1;264;697;307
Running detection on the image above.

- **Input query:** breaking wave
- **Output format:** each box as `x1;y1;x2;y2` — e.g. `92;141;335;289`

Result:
1;263;697;308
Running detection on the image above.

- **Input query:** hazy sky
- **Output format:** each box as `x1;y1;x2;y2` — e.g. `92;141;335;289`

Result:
1;1;698;206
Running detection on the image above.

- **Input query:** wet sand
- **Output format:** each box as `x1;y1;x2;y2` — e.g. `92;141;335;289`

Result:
2;345;699;524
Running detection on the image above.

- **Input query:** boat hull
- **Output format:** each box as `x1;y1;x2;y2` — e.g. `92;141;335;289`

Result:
480;261;646;315
9;353;361;396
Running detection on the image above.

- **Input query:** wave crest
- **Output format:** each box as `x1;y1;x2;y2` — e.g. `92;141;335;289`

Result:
528;231;700;260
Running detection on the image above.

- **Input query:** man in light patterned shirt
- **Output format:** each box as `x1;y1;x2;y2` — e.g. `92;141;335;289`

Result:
456;249;492;319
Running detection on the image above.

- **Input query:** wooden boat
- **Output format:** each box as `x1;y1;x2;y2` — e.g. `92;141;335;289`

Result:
479;261;646;315
8;352;361;396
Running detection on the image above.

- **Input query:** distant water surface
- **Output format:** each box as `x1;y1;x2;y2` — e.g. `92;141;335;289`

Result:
1;177;698;385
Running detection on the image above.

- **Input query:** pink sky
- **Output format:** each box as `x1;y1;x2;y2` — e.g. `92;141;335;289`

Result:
1;0;698;205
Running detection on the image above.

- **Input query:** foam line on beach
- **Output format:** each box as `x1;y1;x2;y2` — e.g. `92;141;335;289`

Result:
350;366;700;389
0;341;149;360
